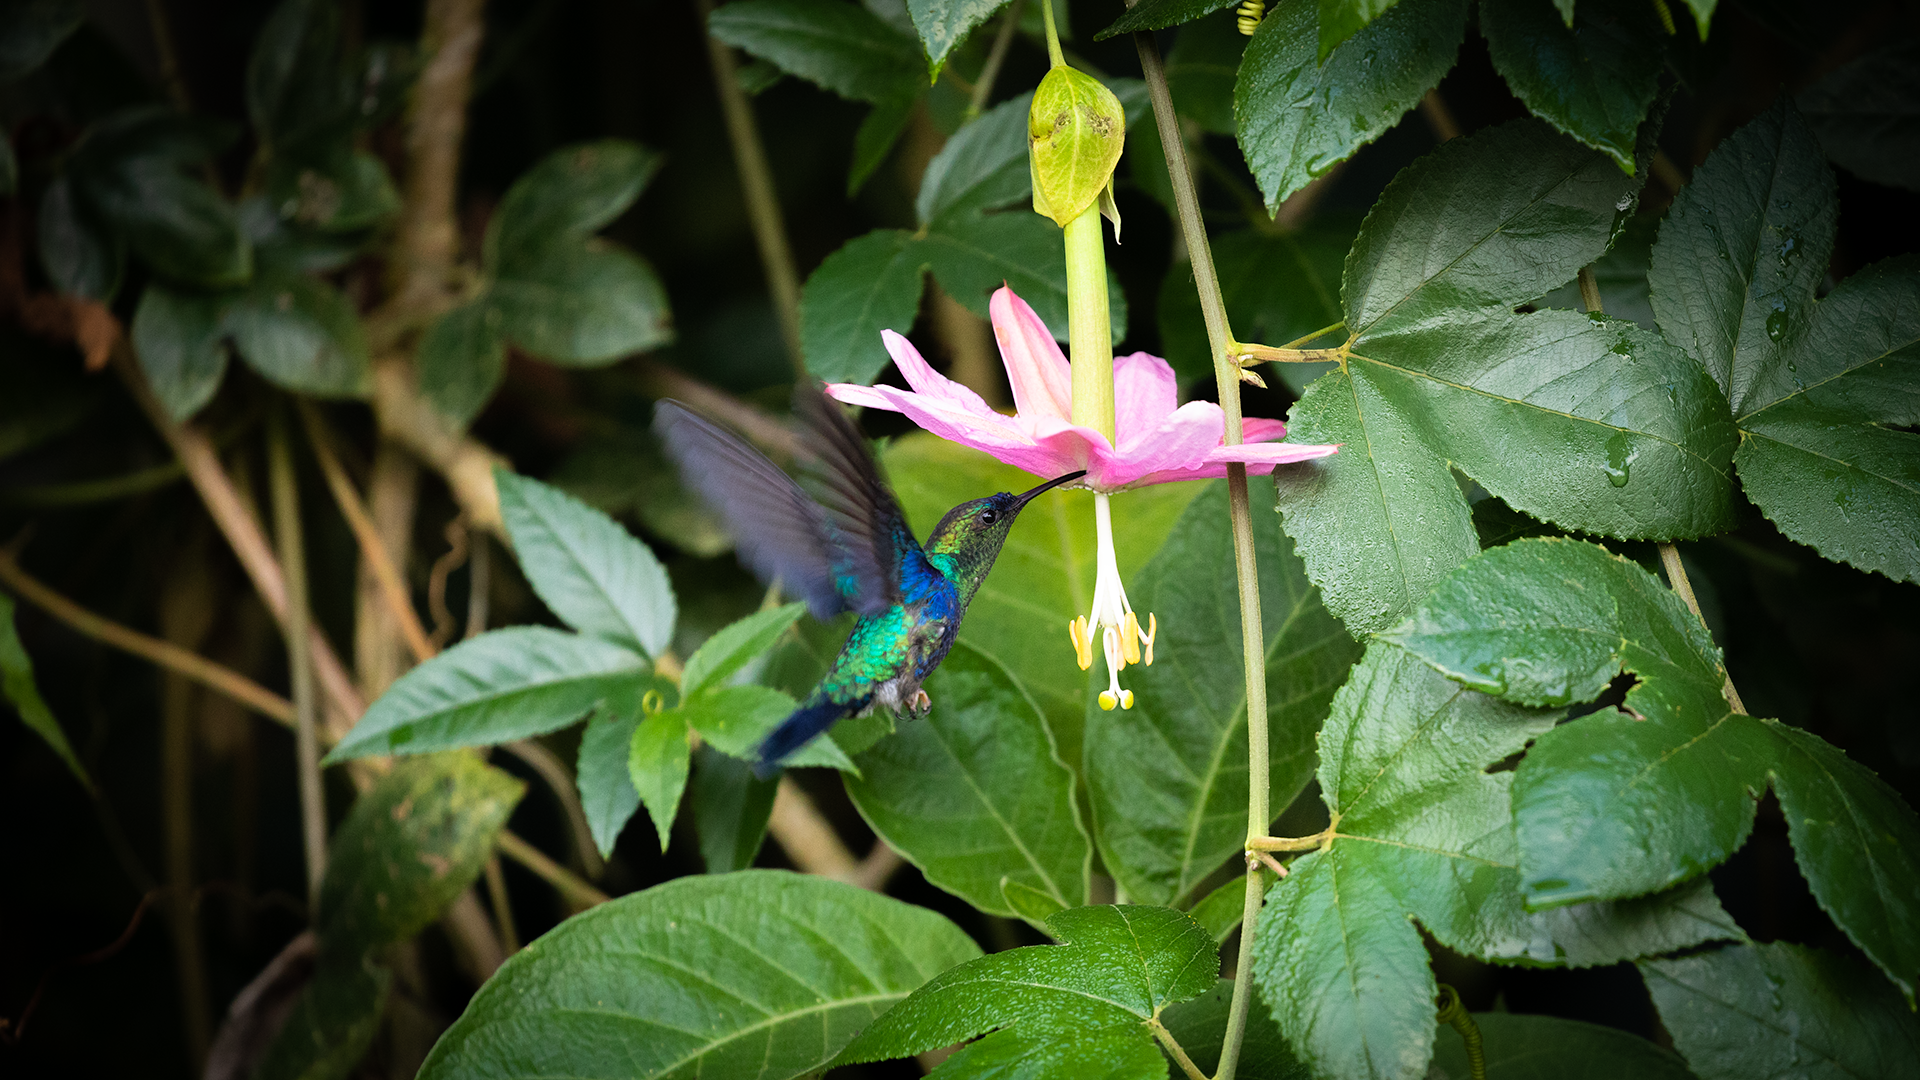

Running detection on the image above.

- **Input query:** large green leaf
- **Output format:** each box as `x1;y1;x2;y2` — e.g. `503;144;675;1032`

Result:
906;0;1007;77
886;434;1197;779
1642;943;1920;1079
1797;41;1920;193
690;745;779;872
1157;223;1351;388
1252;641;1742;1080
798;230;926;384
1278;120;1733;637
1161;979;1310;1079
915;92;1032;226
1385;537;1920;1002
419;871;983;1080
708;0;922;103
485;140;663;270
416;299;506;427
68;108;251;288
325;627;647;760
1235;0;1468;211
496;470;677;658
1480;0;1665;174
1316;0;1407;59
845;643;1090;920
1650;102;1920;582
491;242;673;365
629;707;693;851
1084;479;1358;907
921;211;1129;349
1;591;89;787
671;683;854;771
577;706;642;858
1163;12;1246;136
1428;1013;1695;1080
318;753;523;954
131;284;228;421
836;904;1218;1074
246;0;354;152
224;270;371;397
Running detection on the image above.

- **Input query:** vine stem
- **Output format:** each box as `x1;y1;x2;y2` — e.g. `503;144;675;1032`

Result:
968;0;1027;118
695;0;806;372
267;406;328;912
1133;27;1267;1080
496;831;611;908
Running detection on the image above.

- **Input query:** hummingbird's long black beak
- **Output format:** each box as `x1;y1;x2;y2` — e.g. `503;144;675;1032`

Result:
1010;470;1088;511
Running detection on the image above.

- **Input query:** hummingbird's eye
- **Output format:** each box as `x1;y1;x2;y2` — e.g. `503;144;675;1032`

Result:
979;508;999;525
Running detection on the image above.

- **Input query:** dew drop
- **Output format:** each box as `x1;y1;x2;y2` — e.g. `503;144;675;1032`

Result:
1615;193;1634;212
1604;433;1638;488
1766;308;1790;343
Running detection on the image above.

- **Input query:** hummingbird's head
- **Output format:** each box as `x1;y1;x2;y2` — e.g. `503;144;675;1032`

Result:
925;470;1086;595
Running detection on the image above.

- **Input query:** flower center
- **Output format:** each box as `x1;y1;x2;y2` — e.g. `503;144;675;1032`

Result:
1067;493;1157;710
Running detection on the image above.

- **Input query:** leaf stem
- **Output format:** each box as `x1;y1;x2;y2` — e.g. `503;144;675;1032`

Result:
1247;829;1329;852
695;0;806;372
968;0;1027;118
1039;0;1066;68
267;406;328;911
1148;1016;1209;1080
1233;343;1348;364
1133;27;1267;1080
496;829;610;908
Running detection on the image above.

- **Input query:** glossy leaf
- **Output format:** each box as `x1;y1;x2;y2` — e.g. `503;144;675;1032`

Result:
1161;979;1311;1079
680;603;807;699
1428;1013;1695;1080
845;644;1090;920
416;299;506;426
131;284;229;421
0;592;88;786
906;0;1008;77
224;271;371;397
317;753;524;954
798;229;927;385
324;627;647;760
916;92;1032;226
1085;479;1359;906
920;211;1129;355
68;108;251;288
485;140;662;270
1235;0;1468;210
886;434;1196;780
708;0;922;103
1642;942;1920;1079
1097;0;1236;37
1253;641;1741;1080
419;871;983;1080
1797;41;1920;193
1480;0;1665;173
0;0;84;81
673;684;855;771
629;708;693;851
496;470;677;658
1156;223;1351;388
577;706;642;858
491;241;673;365
246;0;353;151
1316;0;1407;59
1386;537;1920;1001
690;745;779;872
38;175;123;300
836;905;1218;1069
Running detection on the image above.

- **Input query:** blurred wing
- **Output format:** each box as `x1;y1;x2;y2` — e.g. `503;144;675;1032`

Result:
791;385;913;612
654;401;851;620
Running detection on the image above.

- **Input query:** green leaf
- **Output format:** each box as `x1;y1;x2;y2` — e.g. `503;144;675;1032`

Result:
844;643;1090;920
131;284;229;421
1097;0;1236;37
224;271;371;397
850;91;918;196
886;434;1197;782
1797;42;1920;192
38;175;123;300
1156;224;1350;388
1481;0;1665;173
629;708;693;851
317;753;524;953
922;211;1129;351
1642;942;1920;1079
1650;103;1920;581
0;0;84;81
0;591;89;787
1280;120;1732;636
254;955;390;1080
415;299;505;427
916;91;1033;226
1164;11;1246;136
491;241;673;365
1085;479;1359;906
1385;537;1920;1001
1428;1013;1695;1079
680;603;807;699
577;706;642;858
798;229;928;384
69;108;251;288
1235;0;1468;210
496;470;678;657
325;627;647;760
1531;210;1659;330
419;871;983;1080
263;147;400;233
1162;980;1310;1079
1253;641;1741;1080
708;0;922;103
674;683;855;771
837;905;1219;1068
246;0;354;151
691;745;779;872
486;140;663;269
1186;877;1251;943
906;0;1009;78
1317;0;1407;59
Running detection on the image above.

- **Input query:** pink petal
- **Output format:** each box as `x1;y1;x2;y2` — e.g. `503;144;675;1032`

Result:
1243;416;1289;442
1101;401;1229;488
843;384;1094;480
991;287;1073;425
882;330;998;416
1111;352;1180;437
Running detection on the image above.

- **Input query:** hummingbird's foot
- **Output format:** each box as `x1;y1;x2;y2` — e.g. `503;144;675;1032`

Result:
909;689;932;718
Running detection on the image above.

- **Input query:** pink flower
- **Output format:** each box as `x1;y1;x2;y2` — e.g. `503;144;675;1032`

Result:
825;286;1339;494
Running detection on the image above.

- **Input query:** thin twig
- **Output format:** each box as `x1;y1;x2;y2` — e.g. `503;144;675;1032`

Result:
268;407;328;911
968;0;1028;118
1148;1017;1209;1080
427;517;470;649
851;841;905;892
503;739;606;880
1420;89;1461;142
299;402;437;664
496;830;611;909
465;529;490;640
768;777;860;880
159;538;213;1071
694;0;805;372
483;856;519;953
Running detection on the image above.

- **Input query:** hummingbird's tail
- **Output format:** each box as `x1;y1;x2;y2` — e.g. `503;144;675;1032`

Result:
753;696;851;777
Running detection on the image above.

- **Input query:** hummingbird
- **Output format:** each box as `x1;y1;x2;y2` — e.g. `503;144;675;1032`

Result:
655;386;1084;771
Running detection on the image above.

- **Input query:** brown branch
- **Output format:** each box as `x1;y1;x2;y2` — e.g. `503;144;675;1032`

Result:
393;0;487;311
267;407;329;910
768;777;861;881
502;739;606;880
354;442;423;697
371;360;510;541
496;830;611;909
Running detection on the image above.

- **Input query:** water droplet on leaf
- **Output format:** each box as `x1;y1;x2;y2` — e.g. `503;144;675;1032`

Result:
1604;433;1638;488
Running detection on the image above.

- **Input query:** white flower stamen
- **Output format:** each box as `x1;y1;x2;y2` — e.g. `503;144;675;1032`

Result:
1071;493;1156;711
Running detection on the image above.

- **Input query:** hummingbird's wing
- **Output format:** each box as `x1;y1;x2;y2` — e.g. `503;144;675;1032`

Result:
654;389;910;620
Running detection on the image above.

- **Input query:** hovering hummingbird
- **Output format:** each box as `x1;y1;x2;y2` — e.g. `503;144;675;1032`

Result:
655;387;1084;771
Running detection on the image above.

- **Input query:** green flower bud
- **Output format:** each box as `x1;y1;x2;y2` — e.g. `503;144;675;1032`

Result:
1028;66;1125;229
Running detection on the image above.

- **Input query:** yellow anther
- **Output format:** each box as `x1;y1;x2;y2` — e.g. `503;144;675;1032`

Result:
1141;612;1157;667
1121;611;1142;665
1119;689;1134;709
1069;616;1094;670
1098;690;1119;711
